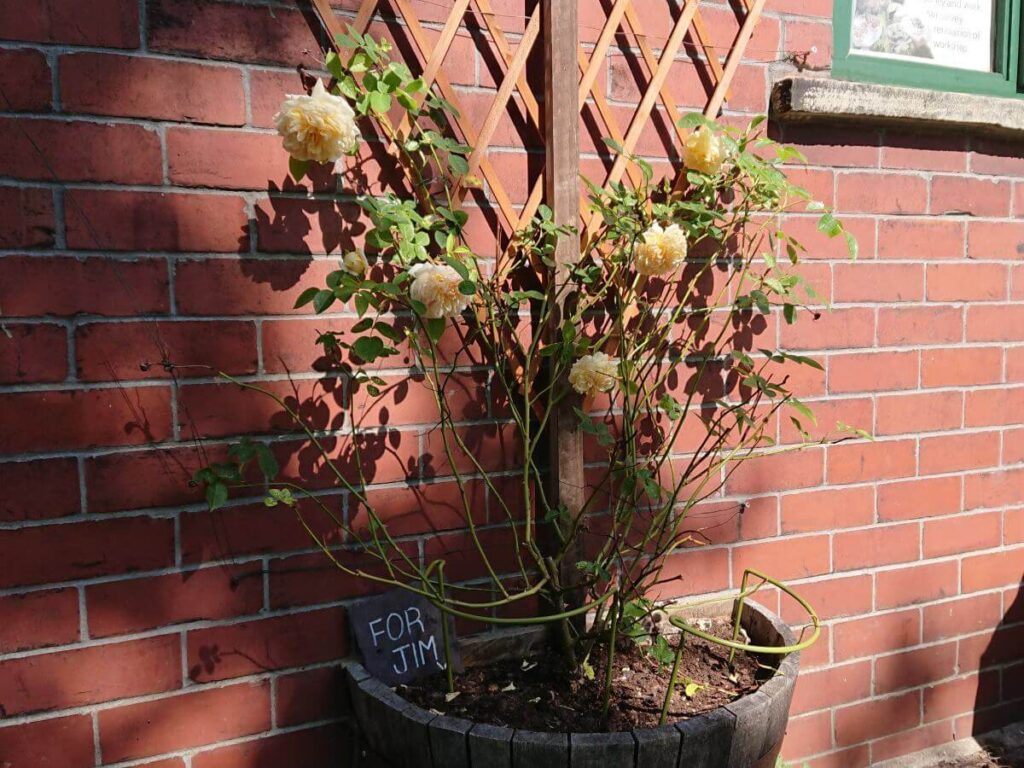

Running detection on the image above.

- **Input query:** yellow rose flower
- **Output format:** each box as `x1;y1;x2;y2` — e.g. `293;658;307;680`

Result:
634;222;688;277
408;263;472;319
569;352;619;398
274;80;361;165
342;251;368;277
683;126;724;175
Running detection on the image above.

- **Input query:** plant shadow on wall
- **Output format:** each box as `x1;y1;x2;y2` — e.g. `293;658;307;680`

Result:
181;21;862;752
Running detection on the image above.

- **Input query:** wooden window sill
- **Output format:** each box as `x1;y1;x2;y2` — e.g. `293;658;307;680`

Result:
771;76;1024;139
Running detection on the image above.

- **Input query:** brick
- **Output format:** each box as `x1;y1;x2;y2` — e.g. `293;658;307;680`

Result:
833;263;924;303
0;457;80;522
250;68;303;128
781;307;875;350
835;689;920;746
168;127;314;190
962;548;1024;592
965;468;1024;510
875;642;956;694
0;515;174;588
177;378;345;439
98;682;271;762
60;52;245;125
75;320;258;381
878;305;963;346
870;721;955;765
833;522;919;571
778;215;875;260
192;725;342;768
0;186;54;248
275;666;348;727
87;563;264;638
959;624;1024;671
877;218;964;260
780;573;873;623
923;593;1004;642
253;196;366;255
0;386;173;453
0;255;169;316
85;444;223;514
881;133;968;173
829;351;917;393
781;486;874;533
732;534;830;582
267;546;419;609
646;547;730;600
807;745;871;768
0;715;94;768
927;262;1010;303
66;190;248;253
791;660;871;716
0;0;138;46
0;588;79;653
876;391;962;436
837;172;927;214
827;439;917;485
878;476;962;521
968;221;1024;260
1005;508;1024;545
782;710;832;758
924;672;1000;722
968;386;1021;435
148;0;312;64
967;304;1024;341
778;124;881;168
0;48;51;111
1009;348;1024;383
186;607;347;682
0;323;67;383
725;448;824;495
0;118;161;185
922;347;1002;388
931;175;1011;217
971;138;1024;176
783;20;832;69
834;610;920;662
0;634;180;716
877;560;958;609
924;511;1001;558
175;259;336;315
180;499;342;565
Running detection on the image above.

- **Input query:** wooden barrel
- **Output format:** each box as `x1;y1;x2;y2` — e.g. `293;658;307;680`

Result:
347;600;800;768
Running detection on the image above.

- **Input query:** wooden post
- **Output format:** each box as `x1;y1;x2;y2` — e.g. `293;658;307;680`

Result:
542;0;585;628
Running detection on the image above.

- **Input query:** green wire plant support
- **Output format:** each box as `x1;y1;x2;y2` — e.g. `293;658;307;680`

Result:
658;568;821;725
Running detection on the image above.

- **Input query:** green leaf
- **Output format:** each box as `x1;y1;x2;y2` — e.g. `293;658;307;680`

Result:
789;398;818;426
448;153;469;176
294;287;320;309
457;280;476;296
425;317;446;343
352;336;387;362
368;91;391;113
313;289;336;314
783;303;797;325
206;481;228;511
256;445;279;480
844;230;859;260
289;156;308;182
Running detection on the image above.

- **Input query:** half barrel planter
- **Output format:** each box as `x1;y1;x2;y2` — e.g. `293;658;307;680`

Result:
346;599;799;768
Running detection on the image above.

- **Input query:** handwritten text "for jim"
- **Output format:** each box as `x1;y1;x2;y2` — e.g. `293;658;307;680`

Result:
368;607;446;676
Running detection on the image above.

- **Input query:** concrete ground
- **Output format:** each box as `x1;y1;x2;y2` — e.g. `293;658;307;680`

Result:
875;722;1024;768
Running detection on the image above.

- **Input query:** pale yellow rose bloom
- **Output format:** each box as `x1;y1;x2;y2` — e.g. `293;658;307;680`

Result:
274;80;361;165
408;263;472;319
342;251;368;277
569;352;619;398
634;222;688;277
683;126;724;175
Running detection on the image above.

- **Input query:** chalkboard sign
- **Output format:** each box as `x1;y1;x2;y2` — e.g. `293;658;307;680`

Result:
348;589;461;686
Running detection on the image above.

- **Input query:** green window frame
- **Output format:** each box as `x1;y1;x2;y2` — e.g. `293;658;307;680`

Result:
832;0;1023;97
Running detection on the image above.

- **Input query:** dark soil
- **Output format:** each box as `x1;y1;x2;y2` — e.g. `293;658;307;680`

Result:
403;619;770;732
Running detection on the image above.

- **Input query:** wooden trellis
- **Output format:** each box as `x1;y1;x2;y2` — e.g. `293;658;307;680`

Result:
309;0;766;231
305;0;765;592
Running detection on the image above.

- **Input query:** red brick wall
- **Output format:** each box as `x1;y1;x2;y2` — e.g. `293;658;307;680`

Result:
0;1;1022;766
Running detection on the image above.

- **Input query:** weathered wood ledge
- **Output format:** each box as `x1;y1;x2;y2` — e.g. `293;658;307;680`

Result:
772;75;1024;138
